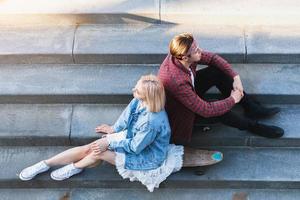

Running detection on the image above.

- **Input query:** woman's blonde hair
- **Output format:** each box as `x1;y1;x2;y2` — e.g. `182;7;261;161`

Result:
136;74;165;112
169;33;194;60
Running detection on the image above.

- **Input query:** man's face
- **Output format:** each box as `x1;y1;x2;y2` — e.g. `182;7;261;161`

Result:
186;40;202;63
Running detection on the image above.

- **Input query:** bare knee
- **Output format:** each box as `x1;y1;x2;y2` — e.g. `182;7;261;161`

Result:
80;144;92;155
86;151;104;161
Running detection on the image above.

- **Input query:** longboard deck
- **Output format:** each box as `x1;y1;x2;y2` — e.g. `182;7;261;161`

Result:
182;147;223;167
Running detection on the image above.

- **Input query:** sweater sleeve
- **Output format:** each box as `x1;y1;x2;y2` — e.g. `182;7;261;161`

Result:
198;51;238;78
170;80;235;118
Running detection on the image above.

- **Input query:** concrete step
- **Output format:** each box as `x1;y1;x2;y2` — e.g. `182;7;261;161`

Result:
1;24;300;64
0;104;298;147
3;146;300;189
1;188;300;200
1;0;300;27
0;63;298;104
0;0;160;25
0;25;75;64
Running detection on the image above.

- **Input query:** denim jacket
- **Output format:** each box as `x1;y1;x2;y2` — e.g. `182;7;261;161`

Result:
109;98;171;170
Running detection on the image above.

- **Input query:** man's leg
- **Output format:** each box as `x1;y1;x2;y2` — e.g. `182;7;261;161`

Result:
195;66;280;118
194;66;284;138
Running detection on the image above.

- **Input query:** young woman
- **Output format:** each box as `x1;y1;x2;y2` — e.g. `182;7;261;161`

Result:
19;74;184;192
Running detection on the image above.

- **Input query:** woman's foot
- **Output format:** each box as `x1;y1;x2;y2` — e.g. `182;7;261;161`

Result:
50;163;82;181
19;161;50;181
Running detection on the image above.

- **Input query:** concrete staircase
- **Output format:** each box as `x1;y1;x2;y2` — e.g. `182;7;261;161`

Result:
1;1;300;199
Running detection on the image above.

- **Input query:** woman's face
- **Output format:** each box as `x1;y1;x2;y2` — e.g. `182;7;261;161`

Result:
132;81;143;100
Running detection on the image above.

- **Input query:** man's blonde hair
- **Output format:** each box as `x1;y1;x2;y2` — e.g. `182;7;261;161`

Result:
169;33;194;60
137;74;165;112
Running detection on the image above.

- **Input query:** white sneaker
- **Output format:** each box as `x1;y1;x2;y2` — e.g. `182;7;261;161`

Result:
50;163;82;181
19;161;50;181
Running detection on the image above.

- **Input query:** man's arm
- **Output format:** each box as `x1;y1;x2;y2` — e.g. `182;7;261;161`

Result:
169;79;236;118
199;51;244;93
198;51;238;78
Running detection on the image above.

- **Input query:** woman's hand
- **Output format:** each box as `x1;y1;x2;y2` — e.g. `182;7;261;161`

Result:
91;139;109;155
95;124;114;135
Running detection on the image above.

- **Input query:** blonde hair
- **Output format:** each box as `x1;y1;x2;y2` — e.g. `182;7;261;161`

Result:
136;75;165;112
169;33;194;60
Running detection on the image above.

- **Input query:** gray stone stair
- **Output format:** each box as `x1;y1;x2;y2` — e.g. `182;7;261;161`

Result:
1;4;300;197
0;104;298;147
1;24;300;64
0;63;298;104
1;146;300;190
1;188;300;200
1;0;300;28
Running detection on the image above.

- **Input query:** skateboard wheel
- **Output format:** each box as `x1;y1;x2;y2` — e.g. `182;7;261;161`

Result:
211;152;223;162
202;126;211;132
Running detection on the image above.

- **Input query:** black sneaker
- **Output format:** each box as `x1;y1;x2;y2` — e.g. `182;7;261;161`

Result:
244;103;281;119
248;122;284;138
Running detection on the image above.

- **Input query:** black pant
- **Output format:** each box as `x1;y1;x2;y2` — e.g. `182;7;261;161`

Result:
195;66;254;130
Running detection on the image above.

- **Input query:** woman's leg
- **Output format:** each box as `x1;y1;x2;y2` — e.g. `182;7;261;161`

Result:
19;143;94;181
45;144;92;166
49;150;117;181
74;150;116;169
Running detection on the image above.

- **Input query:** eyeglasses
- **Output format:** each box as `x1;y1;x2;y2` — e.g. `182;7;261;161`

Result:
190;46;202;54
185;46;202;58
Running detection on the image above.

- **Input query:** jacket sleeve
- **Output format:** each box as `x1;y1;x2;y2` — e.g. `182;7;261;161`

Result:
198;51;238;78
170;80;235;118
112;99;136;133
109;122;157;155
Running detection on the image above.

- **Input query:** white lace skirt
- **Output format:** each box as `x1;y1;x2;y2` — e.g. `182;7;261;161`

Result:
106;131;184;192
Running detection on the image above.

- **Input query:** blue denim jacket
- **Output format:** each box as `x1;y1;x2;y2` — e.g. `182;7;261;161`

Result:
109;98;171;170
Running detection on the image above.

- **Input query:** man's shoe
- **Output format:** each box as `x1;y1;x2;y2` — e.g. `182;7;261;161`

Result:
19;161;50;181
50;163;82;181
244;103;280;119
249;122;284;138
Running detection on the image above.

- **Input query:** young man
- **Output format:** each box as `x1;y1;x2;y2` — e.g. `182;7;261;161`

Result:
158;33;284;144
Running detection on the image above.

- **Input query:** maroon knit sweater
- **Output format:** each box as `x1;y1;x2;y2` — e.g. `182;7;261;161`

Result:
158;51;238;144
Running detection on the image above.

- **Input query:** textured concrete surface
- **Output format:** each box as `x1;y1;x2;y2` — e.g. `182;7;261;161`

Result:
3;147;300;189
1;0;300;26
0;0;160;25
1;189;300;200
0;0;159;14
71;104;124;145
0;104;299;147
0;104;72;146
0;64;156;95
72;189;300;200
246;26;300;63
0;64;298;104
74;24;245;64
160;0;300;26
0;189;70;200
0;26;75;64
1;24;300;64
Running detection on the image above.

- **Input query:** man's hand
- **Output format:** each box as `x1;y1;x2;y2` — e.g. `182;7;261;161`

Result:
95;124;114;135
91;138;109;155
231;89;243;103
233;75;244;95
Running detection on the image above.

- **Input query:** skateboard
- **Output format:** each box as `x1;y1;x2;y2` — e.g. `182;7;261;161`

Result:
182;147;223;167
